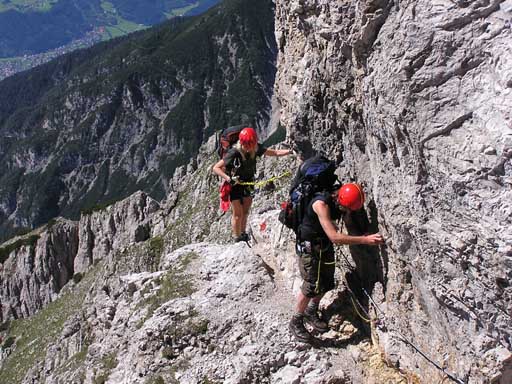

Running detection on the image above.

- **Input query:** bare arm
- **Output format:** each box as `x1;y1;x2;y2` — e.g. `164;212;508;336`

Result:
264;148;292;157
212;159;231;182
313;200;384;245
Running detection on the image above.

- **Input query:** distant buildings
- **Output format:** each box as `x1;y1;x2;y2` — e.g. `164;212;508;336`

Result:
0;28;105;81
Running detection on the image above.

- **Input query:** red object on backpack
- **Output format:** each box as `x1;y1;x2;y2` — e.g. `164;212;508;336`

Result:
220;181;232;212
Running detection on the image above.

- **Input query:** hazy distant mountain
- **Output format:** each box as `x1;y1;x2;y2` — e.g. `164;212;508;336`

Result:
0;0;220;78
0;0;220;57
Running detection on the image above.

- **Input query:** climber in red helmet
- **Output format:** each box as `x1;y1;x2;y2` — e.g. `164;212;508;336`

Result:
289;182;384;343
212;127;293;242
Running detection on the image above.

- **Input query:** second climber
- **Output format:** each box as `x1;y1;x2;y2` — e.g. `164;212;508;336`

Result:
212;127;292;242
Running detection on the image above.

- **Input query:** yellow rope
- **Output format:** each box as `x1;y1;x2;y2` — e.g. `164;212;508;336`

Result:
237;171;292;187
350;296;372;323
311;244;369;325
314;245;337;294
315;247;322;294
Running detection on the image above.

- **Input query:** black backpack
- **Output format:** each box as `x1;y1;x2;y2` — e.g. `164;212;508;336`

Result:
278;155;338;237
216;125;246;158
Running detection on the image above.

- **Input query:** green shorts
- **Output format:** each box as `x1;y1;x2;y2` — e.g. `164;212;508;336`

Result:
296;241;335;298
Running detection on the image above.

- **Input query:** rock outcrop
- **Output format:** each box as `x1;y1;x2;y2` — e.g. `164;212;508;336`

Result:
74;191;161;274
0;219;78;321
274;0;512;382
0;191;160;323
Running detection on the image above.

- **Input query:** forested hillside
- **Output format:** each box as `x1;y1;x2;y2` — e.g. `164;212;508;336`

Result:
0;0;277;242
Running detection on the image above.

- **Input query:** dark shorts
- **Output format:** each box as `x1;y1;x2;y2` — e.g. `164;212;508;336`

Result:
296;241;335;298
230;184;254;202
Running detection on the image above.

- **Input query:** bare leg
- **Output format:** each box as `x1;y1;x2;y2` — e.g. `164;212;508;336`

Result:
231;200;244;237
241;196;253;233
296;290;311;313
296;292;323;313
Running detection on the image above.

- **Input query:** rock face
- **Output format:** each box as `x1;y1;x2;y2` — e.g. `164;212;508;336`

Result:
74;191;161;274
0;190;163;324
0;219;79;321
274;0;512;382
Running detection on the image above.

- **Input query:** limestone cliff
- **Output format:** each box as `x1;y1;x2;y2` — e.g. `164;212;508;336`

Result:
0;219;78;321
274;0;512;382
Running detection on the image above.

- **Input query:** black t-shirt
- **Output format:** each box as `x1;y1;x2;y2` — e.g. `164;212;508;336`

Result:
224;143;267;181
300;192;342;242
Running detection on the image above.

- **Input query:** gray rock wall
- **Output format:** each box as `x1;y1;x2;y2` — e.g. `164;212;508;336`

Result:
0;191;160;324
275;0;512;382
74;191;160;274
0;220;78;322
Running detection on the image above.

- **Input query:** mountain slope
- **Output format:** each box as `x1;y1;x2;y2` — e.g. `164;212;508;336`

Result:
0;141;406;384
0;0;277;242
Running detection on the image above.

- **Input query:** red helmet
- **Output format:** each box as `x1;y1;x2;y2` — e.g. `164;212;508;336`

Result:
337;183;365;211
239;127;257;148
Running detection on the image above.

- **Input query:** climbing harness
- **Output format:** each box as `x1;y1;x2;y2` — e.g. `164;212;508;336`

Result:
237;171;292;187
337;251;467;384
315;247;323;294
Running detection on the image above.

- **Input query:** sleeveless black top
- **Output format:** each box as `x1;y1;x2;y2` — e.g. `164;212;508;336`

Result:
299;192;342;242
224;143;267;182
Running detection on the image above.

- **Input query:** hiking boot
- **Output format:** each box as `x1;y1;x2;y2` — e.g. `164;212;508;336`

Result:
289;314;311;343
304;308;329;333
234;233;249;243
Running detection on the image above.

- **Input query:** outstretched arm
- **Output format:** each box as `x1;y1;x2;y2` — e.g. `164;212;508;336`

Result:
313;200;384;245
264;148;293;157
